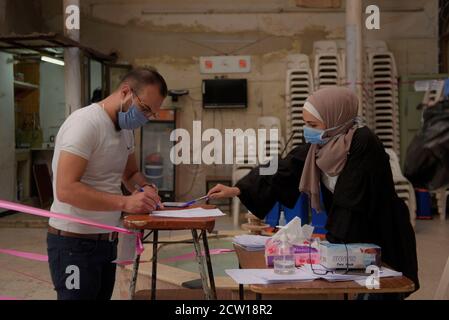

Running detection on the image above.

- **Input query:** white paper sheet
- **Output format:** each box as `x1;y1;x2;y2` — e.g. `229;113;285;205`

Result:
233;235;270;251
299;264;367;282
226;266;403;285
225;268;318;285
151;207;226;218
299;265;403;282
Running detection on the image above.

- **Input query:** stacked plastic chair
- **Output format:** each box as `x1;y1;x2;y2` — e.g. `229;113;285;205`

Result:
423;80;445;107
257;116;284;163
285;54;314;152
231;130;258;226
366;43;401;156
385;148;416;227
312;41;345;89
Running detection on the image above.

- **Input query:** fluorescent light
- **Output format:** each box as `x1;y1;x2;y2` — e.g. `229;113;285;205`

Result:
41;56;65;66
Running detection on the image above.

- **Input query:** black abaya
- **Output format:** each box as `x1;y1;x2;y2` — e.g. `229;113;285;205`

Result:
235;126;419;291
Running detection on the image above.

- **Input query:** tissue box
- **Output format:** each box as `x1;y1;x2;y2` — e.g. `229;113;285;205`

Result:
319;242;381;269
265;238;320;267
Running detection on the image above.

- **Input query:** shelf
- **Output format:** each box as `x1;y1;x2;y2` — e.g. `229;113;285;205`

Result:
14;80;39;90
14;80;39;100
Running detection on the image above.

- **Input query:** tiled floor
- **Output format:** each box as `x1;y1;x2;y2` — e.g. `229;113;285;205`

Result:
0;214;447;300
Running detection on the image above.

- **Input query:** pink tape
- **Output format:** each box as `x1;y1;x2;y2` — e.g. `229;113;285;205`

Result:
0;200;134;234
0;296;21;300
0;249;48;262
0;199;143;254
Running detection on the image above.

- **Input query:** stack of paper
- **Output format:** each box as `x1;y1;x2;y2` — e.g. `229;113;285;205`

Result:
226;265;403;285
233;235;270;251
152;208;226;218
298;264;403;282
225;269;318;285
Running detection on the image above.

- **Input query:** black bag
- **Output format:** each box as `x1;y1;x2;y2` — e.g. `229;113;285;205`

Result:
404;99;449;190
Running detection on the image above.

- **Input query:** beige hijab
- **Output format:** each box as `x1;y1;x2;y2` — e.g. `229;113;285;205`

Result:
299;87;362;212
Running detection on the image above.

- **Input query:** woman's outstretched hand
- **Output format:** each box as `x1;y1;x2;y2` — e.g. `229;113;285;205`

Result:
207;184;241;199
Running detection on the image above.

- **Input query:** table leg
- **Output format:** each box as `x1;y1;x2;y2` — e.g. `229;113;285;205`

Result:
256;293;262;300
238;264;244;300
344;293;349;300
239;284;244;300
192;229;212;300
201;230;217;300
151;230;158;300
129;230;144;300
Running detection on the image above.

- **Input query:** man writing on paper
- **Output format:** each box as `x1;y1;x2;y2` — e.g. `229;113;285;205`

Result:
47;67;167;300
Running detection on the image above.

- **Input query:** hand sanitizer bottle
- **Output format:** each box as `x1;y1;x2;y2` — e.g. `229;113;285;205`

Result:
274;233;295;275
278;210;286;227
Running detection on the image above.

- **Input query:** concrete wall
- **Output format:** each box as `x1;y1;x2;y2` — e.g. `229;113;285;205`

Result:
0;0;44;34
0;52;16;206
39;62;66;143
37;0;440;200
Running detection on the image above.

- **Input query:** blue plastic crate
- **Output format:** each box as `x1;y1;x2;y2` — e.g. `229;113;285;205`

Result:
415;189;432;219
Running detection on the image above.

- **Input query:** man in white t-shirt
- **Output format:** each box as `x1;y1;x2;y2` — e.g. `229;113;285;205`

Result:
47;67;167;300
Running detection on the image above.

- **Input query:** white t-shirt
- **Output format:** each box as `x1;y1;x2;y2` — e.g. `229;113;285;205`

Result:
49;103;135;234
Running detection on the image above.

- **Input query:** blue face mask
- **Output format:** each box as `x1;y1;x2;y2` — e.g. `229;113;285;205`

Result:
303;126;330;145
118;97;149;130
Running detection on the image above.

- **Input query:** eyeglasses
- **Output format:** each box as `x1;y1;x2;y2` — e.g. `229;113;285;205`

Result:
131;89;159;119
308;239;350;275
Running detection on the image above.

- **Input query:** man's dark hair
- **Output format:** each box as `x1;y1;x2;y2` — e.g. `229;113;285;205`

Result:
119;66;168;97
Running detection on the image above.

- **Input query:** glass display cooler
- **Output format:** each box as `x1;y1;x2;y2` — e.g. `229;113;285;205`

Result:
140;110;176;202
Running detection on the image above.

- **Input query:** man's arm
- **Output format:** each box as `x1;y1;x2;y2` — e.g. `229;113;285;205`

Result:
122;152;161;205
56;151;157;213
122;153;150;192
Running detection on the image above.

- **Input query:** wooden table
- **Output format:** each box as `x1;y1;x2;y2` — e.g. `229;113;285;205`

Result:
233;244;415;300
124;205;217;300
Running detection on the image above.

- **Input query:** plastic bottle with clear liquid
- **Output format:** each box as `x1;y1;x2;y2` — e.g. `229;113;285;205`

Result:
273;233;295;275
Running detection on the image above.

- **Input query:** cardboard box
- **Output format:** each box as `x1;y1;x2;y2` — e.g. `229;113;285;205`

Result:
319;242;381;269
265;238;320;267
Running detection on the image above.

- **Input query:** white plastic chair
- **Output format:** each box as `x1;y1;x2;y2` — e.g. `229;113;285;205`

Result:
385;149;416;227
232;166;253;227
313;40;338;54
434;256;449;299
430;188;448;221
231;129;258;226
257;116;282;163
364;40;388;53
286;54;310;70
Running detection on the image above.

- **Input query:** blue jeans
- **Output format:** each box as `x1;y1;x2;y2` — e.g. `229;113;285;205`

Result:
47;232;118;300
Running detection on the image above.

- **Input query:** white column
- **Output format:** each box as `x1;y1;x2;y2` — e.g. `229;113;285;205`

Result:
63;0;82;116
345;0;363;115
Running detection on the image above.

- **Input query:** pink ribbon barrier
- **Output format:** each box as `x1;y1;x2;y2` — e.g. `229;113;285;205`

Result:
0;199;143;255
0;249;48;262
0;296;21;300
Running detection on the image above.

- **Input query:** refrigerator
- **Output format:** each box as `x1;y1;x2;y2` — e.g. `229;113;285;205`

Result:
140;110;176;202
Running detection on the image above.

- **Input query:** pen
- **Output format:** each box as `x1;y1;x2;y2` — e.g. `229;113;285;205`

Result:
135;184;162;210
183;195;209;207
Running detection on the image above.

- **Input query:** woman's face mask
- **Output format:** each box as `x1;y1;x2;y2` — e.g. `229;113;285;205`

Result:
303;126;330;145
118;95;149;130
304;118;357;145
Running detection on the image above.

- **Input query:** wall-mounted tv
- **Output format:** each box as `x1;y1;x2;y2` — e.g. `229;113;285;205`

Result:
202;79;247;109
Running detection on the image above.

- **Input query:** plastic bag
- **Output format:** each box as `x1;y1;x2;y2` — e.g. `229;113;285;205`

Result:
404;99;449;190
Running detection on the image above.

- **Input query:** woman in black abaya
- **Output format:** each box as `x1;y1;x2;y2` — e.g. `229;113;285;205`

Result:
208;87;419;297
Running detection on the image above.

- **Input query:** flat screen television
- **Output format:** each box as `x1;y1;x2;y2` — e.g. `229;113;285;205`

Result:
202;79;247;109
